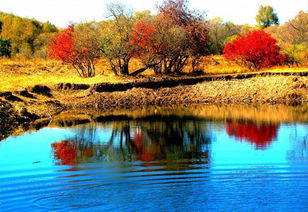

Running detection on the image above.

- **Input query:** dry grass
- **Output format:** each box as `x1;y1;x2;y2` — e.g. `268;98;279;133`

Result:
0;56;307;92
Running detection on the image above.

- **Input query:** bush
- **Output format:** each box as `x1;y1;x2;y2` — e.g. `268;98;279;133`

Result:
282;44;308;65
223;30;287;69
48;25;100;77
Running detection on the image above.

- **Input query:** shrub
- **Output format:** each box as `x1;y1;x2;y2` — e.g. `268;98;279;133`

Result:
223;30;287;69
282;44;308;65
48;25;99;77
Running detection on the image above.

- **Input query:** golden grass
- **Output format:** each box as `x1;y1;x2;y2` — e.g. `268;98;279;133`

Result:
0;58;120;91
0;56;307;92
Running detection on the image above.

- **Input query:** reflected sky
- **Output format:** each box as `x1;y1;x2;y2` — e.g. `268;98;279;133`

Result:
0;114;308;211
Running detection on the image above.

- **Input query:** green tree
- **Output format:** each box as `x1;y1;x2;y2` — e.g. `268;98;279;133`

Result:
256;5;279;28
42;21;58;33
33;32;57;58
0;14;42;56
0;37;11;57
0;13;58;58
208;17;241;54
133;10;152;21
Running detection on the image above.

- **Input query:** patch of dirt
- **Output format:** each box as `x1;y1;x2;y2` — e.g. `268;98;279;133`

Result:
31;85;53;97
18;90;37;99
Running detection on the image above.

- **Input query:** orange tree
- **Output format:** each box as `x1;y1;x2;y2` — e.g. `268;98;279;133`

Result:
223;30;287;69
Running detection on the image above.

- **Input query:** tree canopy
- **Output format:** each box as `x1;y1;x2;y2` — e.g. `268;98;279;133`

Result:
0;12;58;58
223;30;287;69
256;5;279;28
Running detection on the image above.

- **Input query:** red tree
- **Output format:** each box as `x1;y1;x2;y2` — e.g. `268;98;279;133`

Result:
128;20;166;75
48;25;76;63
48;25;99;77
129;20;158;57
131;130;162;162
226;122;278;150
223;30;287;69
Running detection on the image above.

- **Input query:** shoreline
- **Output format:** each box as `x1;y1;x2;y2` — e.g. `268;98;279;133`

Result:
1;103;307;142
0;74;307;139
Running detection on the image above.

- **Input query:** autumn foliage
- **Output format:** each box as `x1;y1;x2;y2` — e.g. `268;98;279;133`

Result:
51;140;78;165
156;0;210;73
51;139;95;165
131;130;162;161
48;25;98;77
48;25;76;63
226;122;278;150
223;30;287;69
129;21;158;57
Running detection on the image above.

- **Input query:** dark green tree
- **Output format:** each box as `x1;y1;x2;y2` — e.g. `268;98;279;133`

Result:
0;37;11;57
256;5;279;28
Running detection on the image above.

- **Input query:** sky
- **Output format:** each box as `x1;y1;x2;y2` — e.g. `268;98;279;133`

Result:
1;0;307;28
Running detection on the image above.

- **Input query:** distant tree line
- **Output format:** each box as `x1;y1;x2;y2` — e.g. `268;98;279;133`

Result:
265;11;308;65
0;11;58;58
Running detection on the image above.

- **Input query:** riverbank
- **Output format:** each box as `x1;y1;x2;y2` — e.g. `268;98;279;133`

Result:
0;73;307;129
1;102;307;142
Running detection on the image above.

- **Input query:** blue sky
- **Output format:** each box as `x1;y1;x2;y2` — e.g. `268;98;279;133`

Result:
1;0;307;27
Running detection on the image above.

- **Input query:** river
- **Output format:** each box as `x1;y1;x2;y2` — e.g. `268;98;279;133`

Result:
0;104;307;211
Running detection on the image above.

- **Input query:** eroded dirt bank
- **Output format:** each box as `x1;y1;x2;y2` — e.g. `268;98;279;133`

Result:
0;74;307;138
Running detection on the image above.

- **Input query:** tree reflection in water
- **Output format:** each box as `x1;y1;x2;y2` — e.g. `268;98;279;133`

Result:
226;121;279;150
51;118;211;166
52;124;98;165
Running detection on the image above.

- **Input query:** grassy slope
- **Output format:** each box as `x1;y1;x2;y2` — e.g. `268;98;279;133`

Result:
0;56;307;92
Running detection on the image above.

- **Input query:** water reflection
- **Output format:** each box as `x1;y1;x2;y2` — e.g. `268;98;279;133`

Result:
51;119;210;166
1;106;308;211
226;122;279;150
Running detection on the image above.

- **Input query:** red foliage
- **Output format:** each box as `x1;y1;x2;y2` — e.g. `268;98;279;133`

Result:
48;25;76;63
131;130;161;162
226;122;278;150
129;21;158;57
223;30;287;69
51;139;95;165
185;22;209;55
51;140;78;165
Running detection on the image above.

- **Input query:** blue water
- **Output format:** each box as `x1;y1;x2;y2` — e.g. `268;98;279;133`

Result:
0;112;307;211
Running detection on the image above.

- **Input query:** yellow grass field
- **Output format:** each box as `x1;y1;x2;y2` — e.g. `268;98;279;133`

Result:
0;56;307;92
